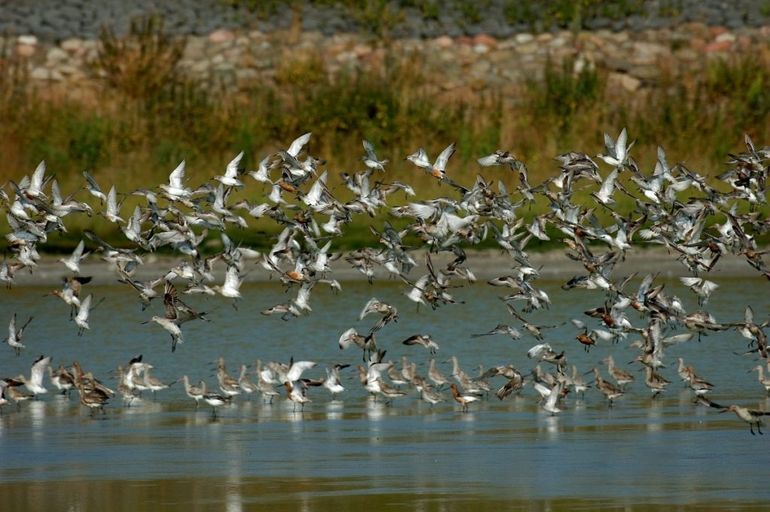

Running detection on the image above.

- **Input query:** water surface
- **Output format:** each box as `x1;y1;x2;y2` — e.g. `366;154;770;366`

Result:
1;278;769;510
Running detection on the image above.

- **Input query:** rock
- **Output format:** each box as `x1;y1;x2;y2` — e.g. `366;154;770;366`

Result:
608;72;641;92
17;35;38;46
473;33;497;49
208;29;235;44
433;35;453;49
30;67;50;80
46;47;69;63
704;40;732;53
61;38;83;52
514;33;534;44
715;32;736;43
16;44;37;58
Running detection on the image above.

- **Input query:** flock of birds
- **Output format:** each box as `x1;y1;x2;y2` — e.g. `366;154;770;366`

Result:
1;129;770;433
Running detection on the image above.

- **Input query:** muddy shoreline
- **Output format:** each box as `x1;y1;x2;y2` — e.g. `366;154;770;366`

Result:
12;247;758;287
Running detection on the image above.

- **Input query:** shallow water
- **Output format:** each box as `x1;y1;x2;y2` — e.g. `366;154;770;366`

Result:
1;277;769;510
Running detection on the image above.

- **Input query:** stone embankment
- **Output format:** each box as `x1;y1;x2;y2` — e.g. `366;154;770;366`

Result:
2;0;769;101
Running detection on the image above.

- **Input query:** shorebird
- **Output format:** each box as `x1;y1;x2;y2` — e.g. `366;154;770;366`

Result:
76;376;110;415
338;327;377;361
48;364;75;395
699;398;770;435
362;139;388;171
238;365;258;397
749;365;770;395
202;391;230;418
598;127;632;167
401;334;440;354
17;355;50;396
5;313;32;355
604;355;635;388
407;142;456;181
216;358;241;397
428;358;450;389
159;160;192;202
359;297;399;333
181;375;206;407
322;364;347;399
74;294;100;336
642;366;669;398
471;323;521;340
592;368;624;406
145;281;205;352
284;380;310;411
449;383;480;412
59;239;89;274
215;151;245;188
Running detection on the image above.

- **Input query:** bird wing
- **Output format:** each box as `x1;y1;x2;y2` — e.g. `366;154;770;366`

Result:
363;139;377;159
77;295;92;320
287;132;311;158
287;361;317;382
338;327;359;349
434;142;456;172
30;355;50;387
745;305;754;325
8;313;16;340
225;151;244;179
359;297;378;320
168;161;186;188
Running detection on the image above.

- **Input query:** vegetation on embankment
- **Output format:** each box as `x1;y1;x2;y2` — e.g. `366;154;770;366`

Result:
1;15;770;249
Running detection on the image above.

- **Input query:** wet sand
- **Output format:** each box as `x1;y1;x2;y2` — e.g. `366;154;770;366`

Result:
13;247;757;286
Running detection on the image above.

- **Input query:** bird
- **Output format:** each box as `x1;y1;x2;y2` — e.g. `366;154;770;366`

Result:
362;139;388;171
202;391;230;418
5;313;32;355
58;239;89;274
74;294;99;336
449;383;480;412
181;375;206;407
17;354;50;396
471;323;521;340
401;334;440;354
699;398;770;435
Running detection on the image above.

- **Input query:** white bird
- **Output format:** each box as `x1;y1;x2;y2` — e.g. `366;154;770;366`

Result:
680;276;719;305
286;132;311;158
249;155;273;184
285;360;317;383
362;139;388;171
541;381;563;415
216;151;245;188
592;166;620;205
159;161;192;201
74;294;94;336
598;128;632;167
59;239;88;274
323;365;346;398
104;186;124;224
24;161;48;199
213;265;242;303
18;355;51;396
407;142;456;180
6;313;32;355
82;170;107;204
